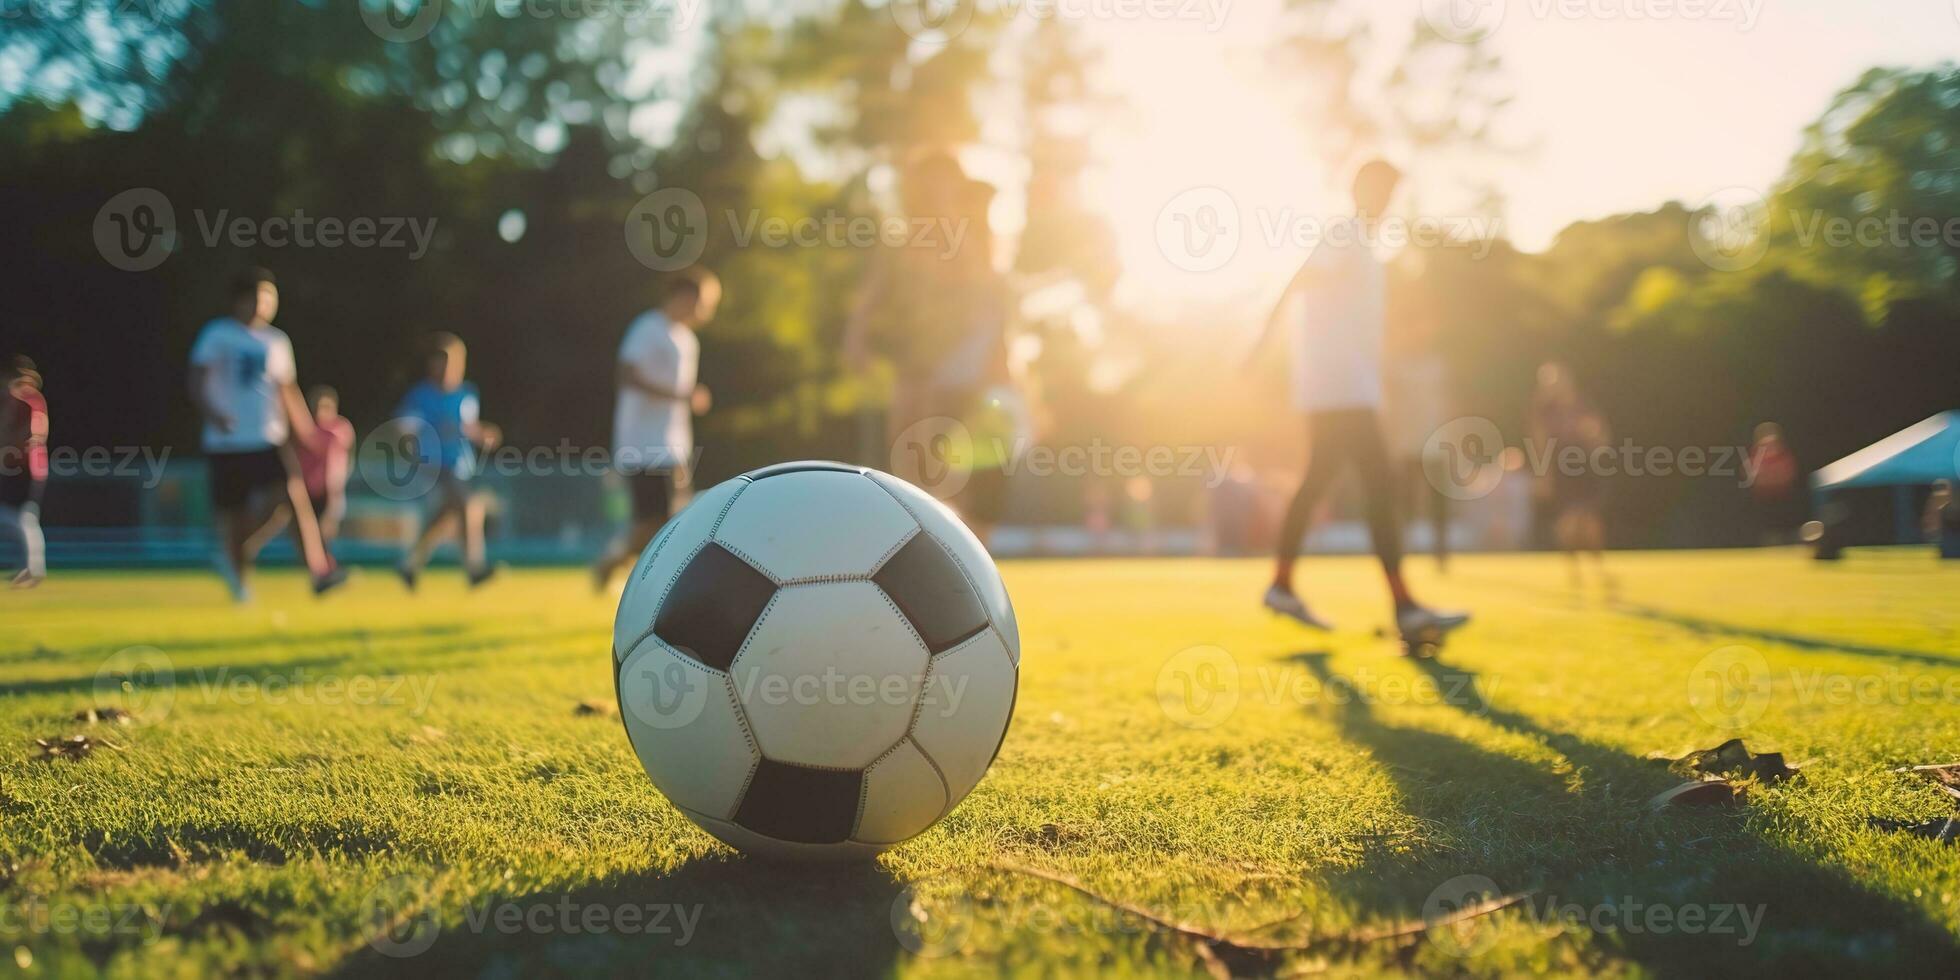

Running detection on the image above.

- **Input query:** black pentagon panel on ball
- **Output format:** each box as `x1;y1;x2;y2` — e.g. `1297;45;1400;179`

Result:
732;759;864;844
873;534;989;654
741;459;865;481
652;543;777;672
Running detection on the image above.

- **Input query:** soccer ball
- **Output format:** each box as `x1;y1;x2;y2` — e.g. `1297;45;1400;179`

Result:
612;461;1019;860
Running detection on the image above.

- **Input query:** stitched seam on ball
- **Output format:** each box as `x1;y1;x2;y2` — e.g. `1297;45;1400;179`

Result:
774;571;877;586
712;539;783;587
870;584;933;656
622;482;751;657
865;473;998;635
865;524;921;578
726;590;783;678
910;735;955;821
930;628;992;662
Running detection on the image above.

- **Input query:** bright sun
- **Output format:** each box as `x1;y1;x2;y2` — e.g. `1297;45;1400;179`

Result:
1081;2;1340;319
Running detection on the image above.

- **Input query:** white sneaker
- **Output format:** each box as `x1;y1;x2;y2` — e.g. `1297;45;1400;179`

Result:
1397;605;1470;638
1264;586;1334;631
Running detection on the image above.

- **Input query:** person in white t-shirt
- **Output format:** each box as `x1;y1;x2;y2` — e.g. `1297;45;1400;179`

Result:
187;268;346;601
1243;161;1467;642
591;267;719;591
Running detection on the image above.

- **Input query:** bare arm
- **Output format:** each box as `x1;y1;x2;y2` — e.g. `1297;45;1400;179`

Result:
1242;259;1320;371
281;381;317;444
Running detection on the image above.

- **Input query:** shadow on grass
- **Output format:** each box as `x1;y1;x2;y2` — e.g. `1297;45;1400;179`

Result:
331;857;904;978
1290;650;1960;975
1605;601;1958;667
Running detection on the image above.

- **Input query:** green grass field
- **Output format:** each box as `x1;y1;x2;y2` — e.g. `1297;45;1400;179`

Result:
4;550;1960;977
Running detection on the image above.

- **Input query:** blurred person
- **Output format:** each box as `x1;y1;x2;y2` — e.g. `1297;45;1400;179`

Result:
188;268;347;602
295;385;356;546
1385;256;1453;572
0;356;48;588
591;267;718;592
1925;480;1960;559
1243;160;1468;642
846;151;1019;544
395;333;501;590
1747;421;1800;545
1528;361;1613;590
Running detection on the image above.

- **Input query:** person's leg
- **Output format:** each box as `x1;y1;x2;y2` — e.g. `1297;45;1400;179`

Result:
461;495;487;572
406;501;460;572
594;471;674;588
1428;470;1450;572
279;470;333;578
221;507;255;592
1347;411;1415;611
1273;411;1355;593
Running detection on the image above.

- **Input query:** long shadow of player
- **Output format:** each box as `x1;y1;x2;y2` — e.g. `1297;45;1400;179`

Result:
1290;650;1959;973
330;855;906;978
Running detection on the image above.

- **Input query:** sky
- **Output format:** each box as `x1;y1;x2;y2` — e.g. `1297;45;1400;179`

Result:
1060;0;1960;313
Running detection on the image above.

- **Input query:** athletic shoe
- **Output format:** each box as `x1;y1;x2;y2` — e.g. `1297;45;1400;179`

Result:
1396;605;1470;638
311;566;350;597
466;563;500;590
396;563;418;593
1263;585;1334;631
11;568;44;590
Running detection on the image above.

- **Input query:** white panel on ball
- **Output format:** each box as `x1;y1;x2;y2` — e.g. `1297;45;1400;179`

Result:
730;581;928;770
713;470;920;582
616;636;759;820
911;628;1016;806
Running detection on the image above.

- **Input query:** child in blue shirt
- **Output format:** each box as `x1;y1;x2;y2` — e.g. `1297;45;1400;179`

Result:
396;333;501;589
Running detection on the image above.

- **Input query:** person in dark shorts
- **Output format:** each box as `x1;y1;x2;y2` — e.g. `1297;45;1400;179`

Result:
188;269;347;602
396;333;501;590
592;268;719;592
1244;160;1468;641
0;356;49;588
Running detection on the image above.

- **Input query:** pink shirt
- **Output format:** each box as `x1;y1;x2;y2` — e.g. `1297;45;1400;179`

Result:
296;415;354;499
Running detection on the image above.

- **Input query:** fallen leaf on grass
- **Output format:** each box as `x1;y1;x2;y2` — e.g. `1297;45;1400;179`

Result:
574;700;617;717
1648;779;1742;810
34;735;122;760
990;860;1529;979
1662;739;1798;784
